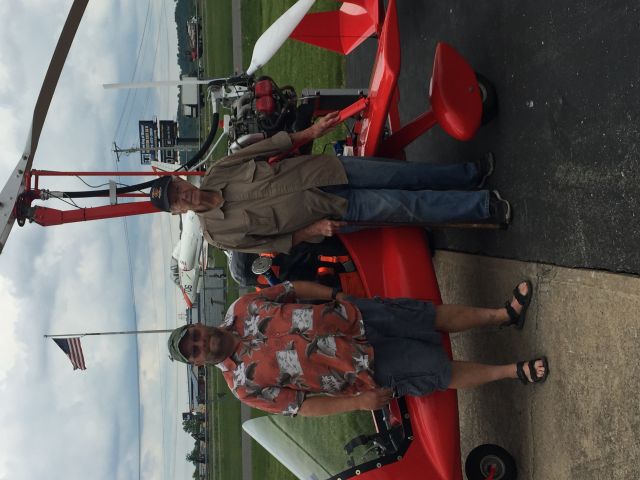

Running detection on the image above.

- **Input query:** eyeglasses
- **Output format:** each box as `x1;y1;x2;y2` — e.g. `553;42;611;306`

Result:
189;327;201;342
185;326;202;360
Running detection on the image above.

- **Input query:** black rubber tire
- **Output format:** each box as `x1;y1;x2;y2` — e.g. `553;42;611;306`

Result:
465;444;517;480
475;72;498;125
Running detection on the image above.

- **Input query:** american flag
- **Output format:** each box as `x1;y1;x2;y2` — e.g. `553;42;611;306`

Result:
53;337;87;370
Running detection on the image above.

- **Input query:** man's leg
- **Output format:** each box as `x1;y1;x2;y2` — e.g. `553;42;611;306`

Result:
339;156;482;190
341;188;491;224
434;281;530;332
448;359;547;389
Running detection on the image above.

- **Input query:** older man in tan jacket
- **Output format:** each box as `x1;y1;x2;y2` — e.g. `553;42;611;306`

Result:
149;112;509;254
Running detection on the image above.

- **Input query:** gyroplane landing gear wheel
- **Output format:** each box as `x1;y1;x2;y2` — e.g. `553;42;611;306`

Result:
465;444;517;480
475;72;498;125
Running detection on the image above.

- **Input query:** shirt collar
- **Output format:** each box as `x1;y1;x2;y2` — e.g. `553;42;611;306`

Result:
196;188;225;219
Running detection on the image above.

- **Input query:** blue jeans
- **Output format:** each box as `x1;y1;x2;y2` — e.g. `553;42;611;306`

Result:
322;157;490;225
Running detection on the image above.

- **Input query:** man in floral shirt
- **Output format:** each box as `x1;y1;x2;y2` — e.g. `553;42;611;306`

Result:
168;280;548;416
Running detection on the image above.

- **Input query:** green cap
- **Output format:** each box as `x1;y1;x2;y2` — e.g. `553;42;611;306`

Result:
168;325;190;363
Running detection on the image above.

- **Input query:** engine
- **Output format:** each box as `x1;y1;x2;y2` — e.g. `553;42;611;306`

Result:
222;76;314;153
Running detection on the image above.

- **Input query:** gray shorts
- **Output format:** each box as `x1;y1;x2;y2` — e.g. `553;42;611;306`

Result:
351;297;452;397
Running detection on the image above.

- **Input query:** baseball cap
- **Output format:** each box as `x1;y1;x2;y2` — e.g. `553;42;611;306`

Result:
149;176;172;212
167;325;190;363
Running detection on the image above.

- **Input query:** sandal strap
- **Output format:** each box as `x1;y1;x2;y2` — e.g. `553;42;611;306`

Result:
504;301;519;324
512;284;528;306
517;357;549;385
528;359;542;382
516;361;529;385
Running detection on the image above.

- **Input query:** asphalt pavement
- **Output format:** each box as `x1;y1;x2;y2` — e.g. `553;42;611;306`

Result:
346;0;640;275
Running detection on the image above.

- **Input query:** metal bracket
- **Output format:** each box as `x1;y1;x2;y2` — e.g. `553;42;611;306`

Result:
109;180;118;205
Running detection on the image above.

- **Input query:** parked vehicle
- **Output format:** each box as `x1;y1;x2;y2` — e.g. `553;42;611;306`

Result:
186;16;202;61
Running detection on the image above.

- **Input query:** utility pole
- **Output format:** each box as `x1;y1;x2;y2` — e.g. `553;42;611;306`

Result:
112;142;201;157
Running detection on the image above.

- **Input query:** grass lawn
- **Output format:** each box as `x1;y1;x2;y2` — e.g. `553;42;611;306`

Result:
241;0;347;151
199;0;234;160
240;0;344;91
207;367;243;480
201;0;234;77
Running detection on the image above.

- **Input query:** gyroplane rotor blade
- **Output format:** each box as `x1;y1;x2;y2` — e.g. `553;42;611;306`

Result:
246;0;315;75
0;0;89;255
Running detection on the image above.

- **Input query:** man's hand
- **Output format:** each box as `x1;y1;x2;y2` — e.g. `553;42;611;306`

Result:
309;218;346;237
357;388;394;411
310;111;341;139
292;219;347;246
298;388;394;416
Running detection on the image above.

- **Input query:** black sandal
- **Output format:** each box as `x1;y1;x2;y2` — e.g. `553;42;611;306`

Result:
516;356;549;385
502;280;533;329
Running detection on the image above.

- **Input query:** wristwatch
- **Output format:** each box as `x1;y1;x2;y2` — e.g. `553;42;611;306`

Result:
330;286;342;300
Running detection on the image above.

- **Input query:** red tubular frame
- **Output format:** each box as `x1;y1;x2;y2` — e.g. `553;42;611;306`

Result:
20;170;205;227
356;0;401;157
31;202;160;226
376;110;438;158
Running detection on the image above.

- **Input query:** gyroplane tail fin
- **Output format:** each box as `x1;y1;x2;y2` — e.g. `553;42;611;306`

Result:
290;0;383;55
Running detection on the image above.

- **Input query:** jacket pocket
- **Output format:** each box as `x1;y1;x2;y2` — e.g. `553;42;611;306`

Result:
215;159;257;183
243;207;279;235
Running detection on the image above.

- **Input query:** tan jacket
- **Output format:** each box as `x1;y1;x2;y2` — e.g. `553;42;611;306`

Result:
198;132;348;253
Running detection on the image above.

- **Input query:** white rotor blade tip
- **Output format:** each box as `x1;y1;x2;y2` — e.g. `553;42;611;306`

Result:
246;0;315;75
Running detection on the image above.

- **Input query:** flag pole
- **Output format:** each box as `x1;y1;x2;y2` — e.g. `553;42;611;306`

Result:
44;328;176;338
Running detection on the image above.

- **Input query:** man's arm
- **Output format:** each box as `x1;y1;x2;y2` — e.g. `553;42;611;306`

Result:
290;280;346;301
209;230;294;255
216;131;293;168
298;389;394;417
288;111;341;146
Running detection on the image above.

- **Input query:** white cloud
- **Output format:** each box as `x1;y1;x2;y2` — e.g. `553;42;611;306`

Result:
0;1;184;478
0;276;23;383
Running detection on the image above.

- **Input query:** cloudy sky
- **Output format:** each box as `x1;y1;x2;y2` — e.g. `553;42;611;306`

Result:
0;1;196;479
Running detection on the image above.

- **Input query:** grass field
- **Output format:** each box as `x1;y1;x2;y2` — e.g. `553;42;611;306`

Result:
199;0;234;160
241;0;347;151
240;1;345;92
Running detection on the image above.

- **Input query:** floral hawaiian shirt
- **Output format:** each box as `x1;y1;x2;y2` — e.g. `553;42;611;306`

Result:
215;282;377;416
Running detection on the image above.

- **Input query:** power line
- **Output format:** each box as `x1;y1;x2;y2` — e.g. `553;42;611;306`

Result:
113;0;153;142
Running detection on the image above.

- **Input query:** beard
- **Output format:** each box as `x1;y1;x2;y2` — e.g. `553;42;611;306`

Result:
204;328;232;364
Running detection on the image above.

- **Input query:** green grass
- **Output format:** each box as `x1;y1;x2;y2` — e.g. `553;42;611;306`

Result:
241;0;346;151
240;0;344;89
201;0;234;77
199;0;234;160
207;367;243;480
